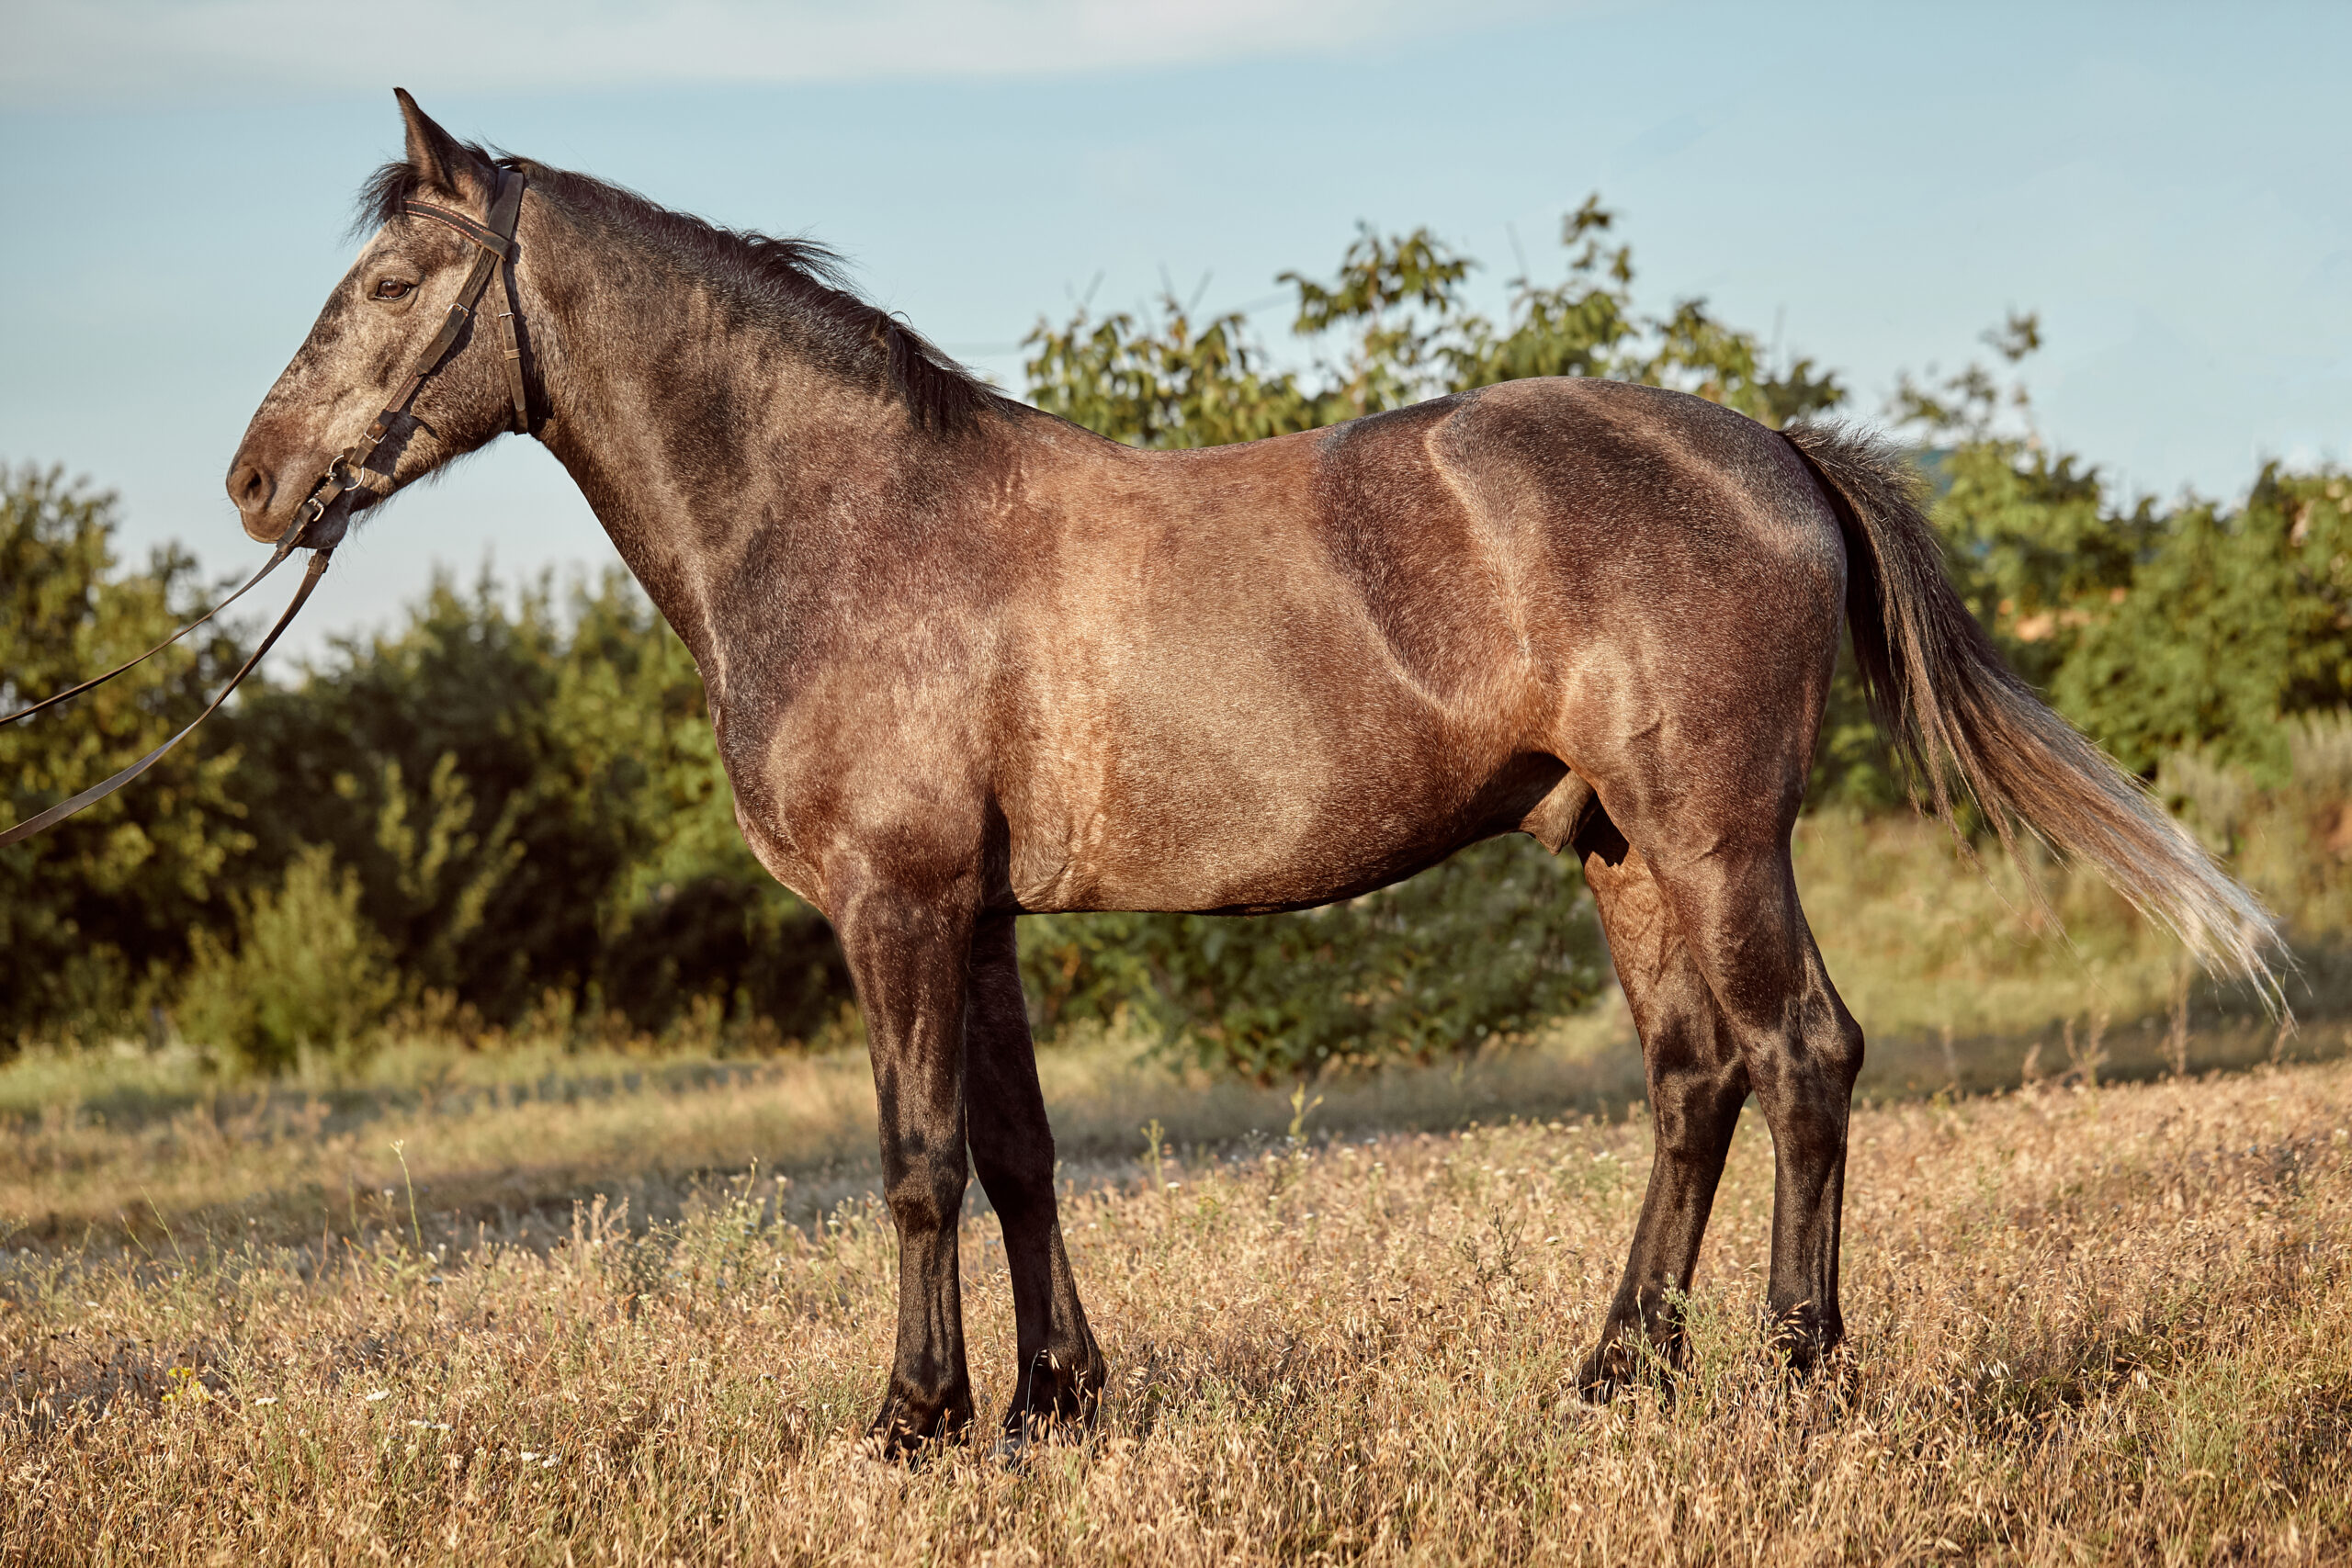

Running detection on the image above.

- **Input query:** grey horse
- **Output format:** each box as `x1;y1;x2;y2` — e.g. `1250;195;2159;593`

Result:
226;91;2278;1457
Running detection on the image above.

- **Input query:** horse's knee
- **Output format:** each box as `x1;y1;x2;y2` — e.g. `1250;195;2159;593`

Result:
1828;1010;1864;1088
884;1156;967;1235
1648;1058;1747;1155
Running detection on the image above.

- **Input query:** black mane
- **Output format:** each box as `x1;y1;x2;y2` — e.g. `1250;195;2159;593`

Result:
357;148;1011;434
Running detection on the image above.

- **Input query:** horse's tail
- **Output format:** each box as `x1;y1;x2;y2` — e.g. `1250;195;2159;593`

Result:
1781;422;2284;1000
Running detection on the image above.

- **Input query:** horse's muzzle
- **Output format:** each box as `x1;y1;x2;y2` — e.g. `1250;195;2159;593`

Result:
228;457;287;541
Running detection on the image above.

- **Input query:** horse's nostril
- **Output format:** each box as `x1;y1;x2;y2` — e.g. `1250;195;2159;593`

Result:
228;461;272;513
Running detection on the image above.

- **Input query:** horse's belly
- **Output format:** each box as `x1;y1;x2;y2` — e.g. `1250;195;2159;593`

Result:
1008;690;1536;915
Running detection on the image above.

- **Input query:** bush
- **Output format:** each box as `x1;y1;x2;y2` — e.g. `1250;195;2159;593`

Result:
2164;709;2352;943
177;844;399;1073
220;569;852;1043
0;465;253;1048
1023;835;1609;1083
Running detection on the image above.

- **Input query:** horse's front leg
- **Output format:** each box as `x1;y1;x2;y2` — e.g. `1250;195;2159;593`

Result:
833;873;981;1457
966;914;1104;1455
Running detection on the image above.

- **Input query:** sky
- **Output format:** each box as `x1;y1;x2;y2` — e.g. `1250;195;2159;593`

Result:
1;0;2347;656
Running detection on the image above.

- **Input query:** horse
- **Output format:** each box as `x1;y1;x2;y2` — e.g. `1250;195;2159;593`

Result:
226;90;2278;1458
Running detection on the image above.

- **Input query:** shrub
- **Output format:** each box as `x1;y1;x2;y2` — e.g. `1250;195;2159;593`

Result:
177;844;399;1073
0;465;252;1049
1023;835;1608;1083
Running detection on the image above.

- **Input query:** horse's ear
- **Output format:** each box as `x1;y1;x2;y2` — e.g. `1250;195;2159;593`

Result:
394;87;484;201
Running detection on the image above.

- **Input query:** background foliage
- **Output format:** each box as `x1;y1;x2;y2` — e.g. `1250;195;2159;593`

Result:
4;200;2346;1076
0;467;251;1044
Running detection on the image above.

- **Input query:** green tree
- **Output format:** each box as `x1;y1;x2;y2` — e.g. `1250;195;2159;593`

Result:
0;466;253;1046
2058;470;2352;777
219;568;847;1039
1023;294;1317;449
1021;837;1606;1085
177;842;400;1073
1026;198;1845;450
1875;318;2352;784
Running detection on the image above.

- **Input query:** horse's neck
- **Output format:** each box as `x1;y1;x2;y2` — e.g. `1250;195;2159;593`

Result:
525;221;901;687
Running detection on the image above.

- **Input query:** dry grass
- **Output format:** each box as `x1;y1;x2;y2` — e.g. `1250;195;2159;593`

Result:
0;1021;1648;1253
3;1058;2348;1563
7;810;2352;1562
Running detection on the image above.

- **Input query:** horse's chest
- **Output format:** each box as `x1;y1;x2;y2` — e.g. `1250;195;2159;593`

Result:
708;683;991;912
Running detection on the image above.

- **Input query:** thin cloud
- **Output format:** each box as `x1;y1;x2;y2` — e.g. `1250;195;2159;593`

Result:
0;0;1586;107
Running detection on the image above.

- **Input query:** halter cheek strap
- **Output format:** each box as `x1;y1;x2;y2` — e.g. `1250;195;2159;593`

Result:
391;171;532;442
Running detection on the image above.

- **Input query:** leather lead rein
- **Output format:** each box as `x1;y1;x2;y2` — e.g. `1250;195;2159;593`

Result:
0;169;529;850
0;551;334;850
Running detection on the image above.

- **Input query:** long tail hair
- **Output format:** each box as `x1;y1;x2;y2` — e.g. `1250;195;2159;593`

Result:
1783;423;2283;999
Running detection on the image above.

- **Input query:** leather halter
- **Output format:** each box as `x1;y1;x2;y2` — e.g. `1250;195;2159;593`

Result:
0;168;531;849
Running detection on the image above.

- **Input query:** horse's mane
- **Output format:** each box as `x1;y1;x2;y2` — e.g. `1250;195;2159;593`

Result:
356;146;1012;434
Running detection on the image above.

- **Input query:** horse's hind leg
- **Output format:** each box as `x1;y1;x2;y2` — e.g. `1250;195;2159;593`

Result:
1642;830;1865;1368
965;914;1105;1454
1573;813;1750;1399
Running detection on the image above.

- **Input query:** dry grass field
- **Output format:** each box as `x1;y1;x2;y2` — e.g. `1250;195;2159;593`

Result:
1;1052;2347;1563
5;814;2351;1563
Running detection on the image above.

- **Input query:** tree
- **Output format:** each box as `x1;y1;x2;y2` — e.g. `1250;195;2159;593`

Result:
0;466;253;1046
218;568;849;1039
1879;316;2352;783
1021;838;1606;1085
1026;197;1845;449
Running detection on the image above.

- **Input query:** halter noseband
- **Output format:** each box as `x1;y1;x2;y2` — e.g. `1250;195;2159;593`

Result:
288;164;531;547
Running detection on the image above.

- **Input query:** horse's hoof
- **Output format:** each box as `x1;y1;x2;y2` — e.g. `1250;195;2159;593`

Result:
995;1348;1105;1461
1764;1302;1845;1373
991;1397;1099;1463
1574;1337;1638;1404
866;1393;974;1466
989;1423;1030;1467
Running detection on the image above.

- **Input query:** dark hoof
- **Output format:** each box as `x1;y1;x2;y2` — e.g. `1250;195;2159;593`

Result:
867;1388;974;1464
1575;1324;1683;1405
1575;1341;1632;1404
1765;1303;1845;1377
993;1349;1105;1463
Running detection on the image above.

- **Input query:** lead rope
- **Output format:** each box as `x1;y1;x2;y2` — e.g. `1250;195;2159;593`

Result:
0;546;334;849
0;527;311;730
0;168;528;850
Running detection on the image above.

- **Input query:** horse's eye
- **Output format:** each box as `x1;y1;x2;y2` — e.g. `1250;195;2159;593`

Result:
373;278;413;300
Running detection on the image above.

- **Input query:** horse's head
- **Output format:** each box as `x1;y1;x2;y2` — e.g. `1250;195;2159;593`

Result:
227;90;529;545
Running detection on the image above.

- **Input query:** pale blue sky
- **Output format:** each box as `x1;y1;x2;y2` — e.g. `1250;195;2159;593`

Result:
1;0;2346;653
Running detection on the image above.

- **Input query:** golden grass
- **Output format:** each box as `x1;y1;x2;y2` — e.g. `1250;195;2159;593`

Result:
6;810;2350;1562
6;999;2327;1258
5;1061;2347;1563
